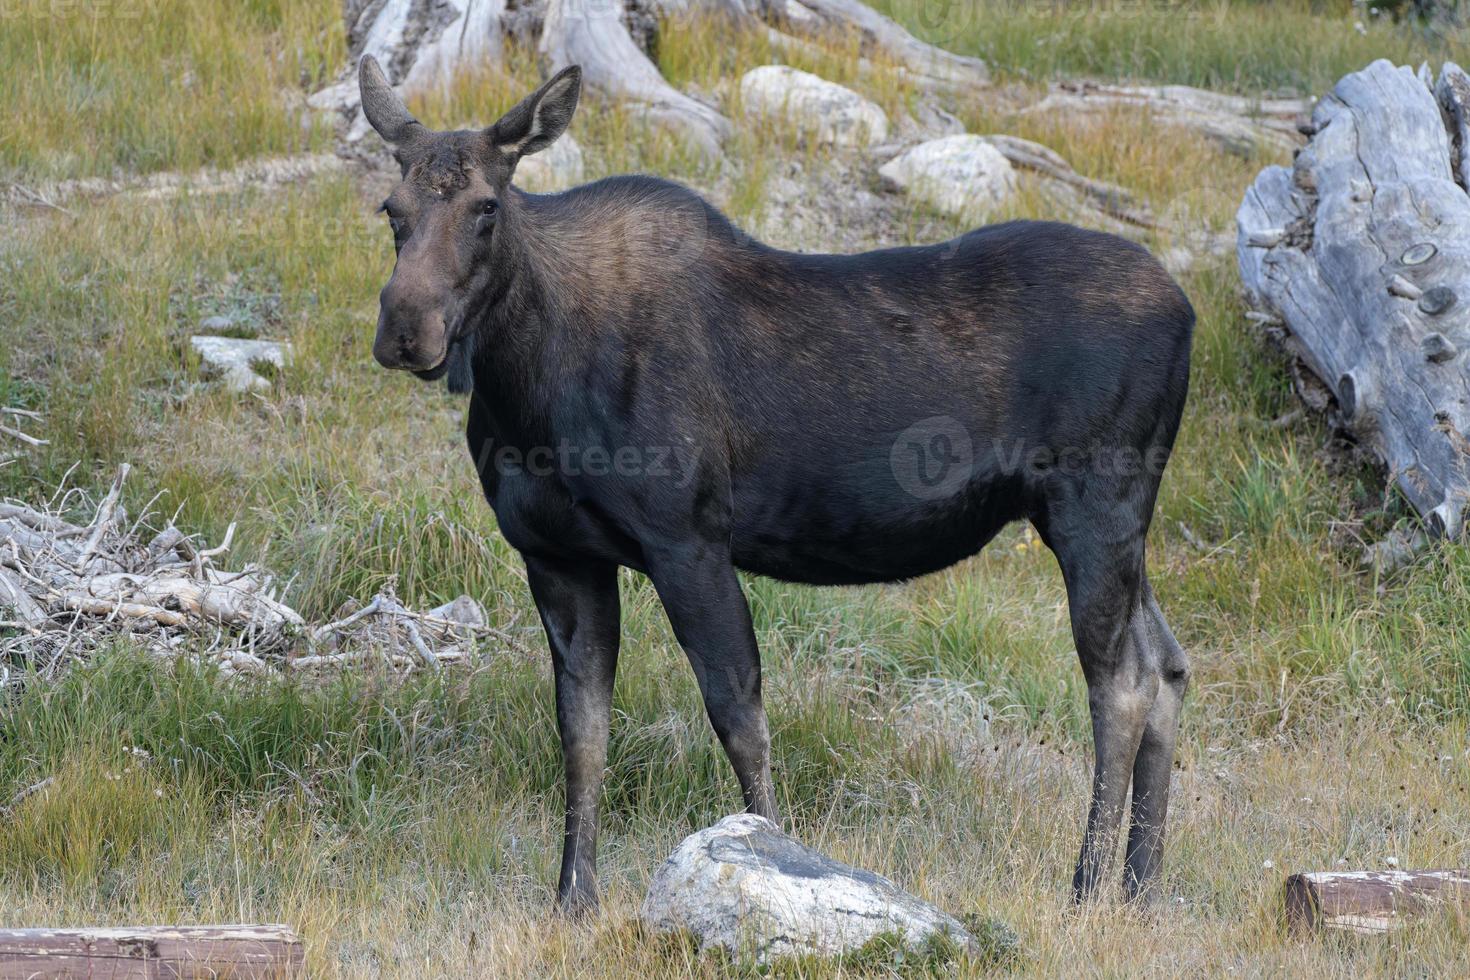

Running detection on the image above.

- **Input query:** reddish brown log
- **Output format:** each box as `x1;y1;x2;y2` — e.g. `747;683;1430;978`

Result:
0;925;303;979
1284;870;1470;935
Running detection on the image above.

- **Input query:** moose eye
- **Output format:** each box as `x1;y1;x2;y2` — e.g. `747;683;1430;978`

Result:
481;199;498;217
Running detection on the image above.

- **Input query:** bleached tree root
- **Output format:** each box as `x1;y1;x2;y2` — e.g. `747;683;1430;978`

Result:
541;0;732;158
755;0;989;90
1238;60;1470;539
1028;81;1308;158
320;0;988;156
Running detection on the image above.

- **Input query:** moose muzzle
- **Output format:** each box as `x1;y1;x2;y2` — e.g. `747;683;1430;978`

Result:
373;272;451;374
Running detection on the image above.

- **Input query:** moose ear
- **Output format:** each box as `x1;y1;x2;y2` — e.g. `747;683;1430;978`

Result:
359;54;427;147
487;66;582;159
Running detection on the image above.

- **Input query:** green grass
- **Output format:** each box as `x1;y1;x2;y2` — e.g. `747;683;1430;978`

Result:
0;0;342;181
874;0;1467;93
2;1;1470;976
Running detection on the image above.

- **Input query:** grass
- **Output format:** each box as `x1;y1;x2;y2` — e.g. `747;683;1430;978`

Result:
2;1;1469;976
0;0;342;182
874;0;1469;94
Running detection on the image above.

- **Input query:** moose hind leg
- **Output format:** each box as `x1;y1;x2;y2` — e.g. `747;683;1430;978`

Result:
1038;484;1161;902
1123;582;1189;900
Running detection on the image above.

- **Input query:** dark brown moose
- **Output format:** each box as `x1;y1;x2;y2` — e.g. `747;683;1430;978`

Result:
359;55;1195;912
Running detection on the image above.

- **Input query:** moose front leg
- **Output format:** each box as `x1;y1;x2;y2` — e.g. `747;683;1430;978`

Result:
645;541;779;822
524;555;622;914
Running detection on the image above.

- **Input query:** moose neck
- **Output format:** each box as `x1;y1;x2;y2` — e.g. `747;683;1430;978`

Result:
457;186;579;433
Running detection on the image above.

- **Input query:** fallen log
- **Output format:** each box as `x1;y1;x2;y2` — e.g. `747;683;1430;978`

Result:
980;134;1156;229
1238;60;1470;540
758;0;989;89
1285;870;1470;935
1027;80;1307;157
0;924;304;979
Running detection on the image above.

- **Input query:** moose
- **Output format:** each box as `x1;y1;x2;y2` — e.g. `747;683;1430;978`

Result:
358;55;1195;912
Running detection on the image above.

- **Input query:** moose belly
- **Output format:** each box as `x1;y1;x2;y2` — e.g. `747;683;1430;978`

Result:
728;447;1026;586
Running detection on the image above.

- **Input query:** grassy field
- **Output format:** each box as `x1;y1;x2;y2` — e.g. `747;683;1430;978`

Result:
1;1;1468;976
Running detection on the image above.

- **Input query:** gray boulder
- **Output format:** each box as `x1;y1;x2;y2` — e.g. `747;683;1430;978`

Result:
878;134;1017;221
640;814;983;964
739;66;888;149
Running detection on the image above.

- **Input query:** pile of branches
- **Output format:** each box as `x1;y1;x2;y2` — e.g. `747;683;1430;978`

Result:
0;463;501;683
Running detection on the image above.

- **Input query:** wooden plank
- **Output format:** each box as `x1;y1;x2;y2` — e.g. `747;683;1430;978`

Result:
0;925;304;979
1284;870;1470;934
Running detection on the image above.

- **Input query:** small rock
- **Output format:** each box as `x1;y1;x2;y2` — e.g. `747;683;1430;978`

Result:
199;315;238;333
190;336;291;393
878;135;1016;222
1360;523;1430;573
739;66;888;149
515;134;585;192
426;594;486;628
640;814;988;965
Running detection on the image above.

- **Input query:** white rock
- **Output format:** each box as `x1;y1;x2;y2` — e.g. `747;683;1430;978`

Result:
878;135;1017;221
190;336;291;393
425;594;486;628
740;66;888;148
640;814;978;964
514;134;585;192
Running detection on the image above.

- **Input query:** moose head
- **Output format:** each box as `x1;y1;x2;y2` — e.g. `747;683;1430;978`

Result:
358;55;582;381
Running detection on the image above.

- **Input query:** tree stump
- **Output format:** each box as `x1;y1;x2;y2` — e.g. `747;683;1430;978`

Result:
1284;870;1470;934
316;0;986;154
0;925;304;979
1238;59;1470;540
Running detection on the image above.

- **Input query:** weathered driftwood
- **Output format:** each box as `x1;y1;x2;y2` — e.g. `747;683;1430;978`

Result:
0;924;303;979
1285;869;1470;934
1027;81;1307;157
0;466;498;678
754;0;989;89
981;134;1156;229
541;0;732;158
3;155;349;213
1238;60;1470;540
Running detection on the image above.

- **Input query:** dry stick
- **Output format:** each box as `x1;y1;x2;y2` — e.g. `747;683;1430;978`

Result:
4;182;76;217
197;522;236;560
0;423;47;447
0;407;42;420
60;596;188;628
0;503;80;535
309;595;384;645
1;776;56;816
77;463;130;570
379;594;440;670
290;650;416;670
